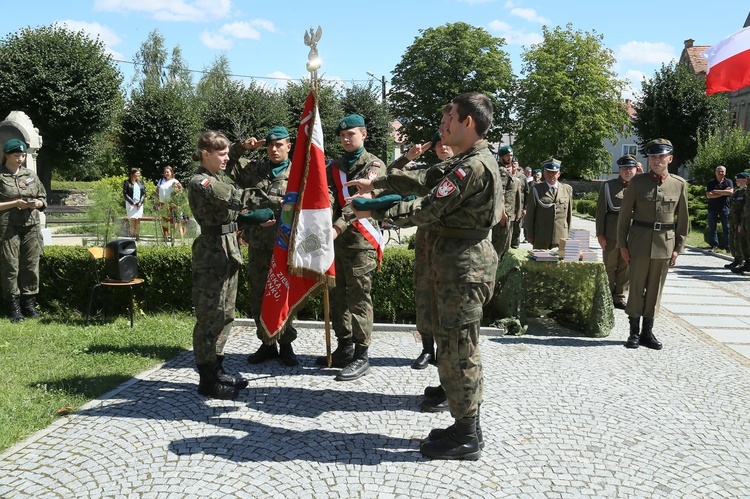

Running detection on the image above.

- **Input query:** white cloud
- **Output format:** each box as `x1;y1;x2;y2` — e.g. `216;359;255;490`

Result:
221;22;261;40
621;70;649;101
200;30;232;50
94;0;231;23
617;41;676;66
488;20;543;46
509;7;550;24
251;19;277;33
57;20;125;59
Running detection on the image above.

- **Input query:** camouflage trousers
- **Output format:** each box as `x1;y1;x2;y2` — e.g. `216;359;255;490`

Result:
192;253;239;364
491;222;512;262
511;218;523;248
729;220;746;259
414;224;439;341
434;280;494;419
0;223;42;300
330;246;378;347
602;237;629;303
247;240;297;346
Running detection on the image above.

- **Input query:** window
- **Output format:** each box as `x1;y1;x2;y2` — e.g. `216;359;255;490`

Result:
622;144;637;156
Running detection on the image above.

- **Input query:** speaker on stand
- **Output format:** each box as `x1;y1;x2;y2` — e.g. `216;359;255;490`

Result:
104;239;138;281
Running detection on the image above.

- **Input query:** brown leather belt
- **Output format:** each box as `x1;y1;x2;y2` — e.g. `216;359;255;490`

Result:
438;227;490;239
200;222;238;236
633;220;675;230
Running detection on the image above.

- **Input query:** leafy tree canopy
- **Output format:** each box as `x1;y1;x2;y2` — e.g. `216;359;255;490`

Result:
690;127;750;182
515;24;628;178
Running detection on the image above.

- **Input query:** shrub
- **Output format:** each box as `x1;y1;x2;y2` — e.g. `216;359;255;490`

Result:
575;199;597;217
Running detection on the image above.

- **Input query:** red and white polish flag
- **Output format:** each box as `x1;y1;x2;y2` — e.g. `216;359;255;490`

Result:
703;26;750;95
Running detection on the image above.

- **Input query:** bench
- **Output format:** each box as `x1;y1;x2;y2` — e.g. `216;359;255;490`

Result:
44;205;93;224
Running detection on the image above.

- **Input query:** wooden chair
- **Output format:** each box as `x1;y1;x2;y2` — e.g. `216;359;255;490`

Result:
85;247;145;328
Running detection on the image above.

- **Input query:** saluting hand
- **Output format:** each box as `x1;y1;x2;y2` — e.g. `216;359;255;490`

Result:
242;137;266;151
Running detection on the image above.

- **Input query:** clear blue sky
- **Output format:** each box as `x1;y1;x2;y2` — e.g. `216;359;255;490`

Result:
0;0;747;100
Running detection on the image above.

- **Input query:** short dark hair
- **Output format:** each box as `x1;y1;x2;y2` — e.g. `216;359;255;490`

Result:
452;92;493;137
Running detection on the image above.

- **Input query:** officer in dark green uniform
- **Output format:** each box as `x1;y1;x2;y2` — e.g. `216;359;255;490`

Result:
617;138;689;350
0;139;46;322
226;126;299;367
525;159;573;249
595;154;637;309
727;172;747;271
188;131;273;400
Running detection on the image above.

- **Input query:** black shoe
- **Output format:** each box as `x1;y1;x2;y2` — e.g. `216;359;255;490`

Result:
725;258;741;269
639;318;662;350
411;351;433;370
613;301;627;310
424;385;445;398
420;416;481;460
335;345;370;381
316;341;354;367
427;408;485;450
247;343;279;364
279;343;299;367
216;355;248;389
197;362;239;400
625;316;640;349
420;394;449;413
6;296;23;323
732;261;750;274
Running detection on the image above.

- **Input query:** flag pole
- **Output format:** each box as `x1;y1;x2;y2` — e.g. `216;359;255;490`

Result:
304;26;331;366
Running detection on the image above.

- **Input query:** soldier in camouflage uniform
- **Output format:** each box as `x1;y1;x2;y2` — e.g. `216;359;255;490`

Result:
188;131;273;400
0;139;46;322
510;156;528;248
351;92;505;461
738;172;750;275
316;114;386;382
226;126;299;367
492;158;521;260
726;172;747;271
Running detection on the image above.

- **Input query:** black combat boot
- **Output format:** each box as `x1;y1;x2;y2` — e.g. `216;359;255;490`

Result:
424;385;444;398
725;257;742;269
411;335;435;370
216;355;248;389
315;339;354;367
279;343;299;367
731;260;750;274
247;343;278;364
420;390;449;413
197;361;240;400
335;344;371;381
639;318;663;350
420;415;482;460
7;296;24;323
427;406;485;450
625;316;640;349
20;295;41;319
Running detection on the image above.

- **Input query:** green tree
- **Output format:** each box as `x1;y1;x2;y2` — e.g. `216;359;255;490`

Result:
390;22;514;148
634;62;730;173
0;24;123;187
341;82;393;162
283;79;344;159
690;127;750;181
515;24;629;178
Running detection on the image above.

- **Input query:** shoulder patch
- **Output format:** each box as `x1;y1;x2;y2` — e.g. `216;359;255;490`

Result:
368;170;379;180
372;161;381;167
436;178;457;198
200;178;211;187
454;167;467;179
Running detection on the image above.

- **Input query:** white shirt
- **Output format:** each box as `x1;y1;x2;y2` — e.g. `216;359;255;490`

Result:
157;177;180;202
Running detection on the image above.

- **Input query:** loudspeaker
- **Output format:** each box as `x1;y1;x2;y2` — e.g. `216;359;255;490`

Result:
104;239;138;281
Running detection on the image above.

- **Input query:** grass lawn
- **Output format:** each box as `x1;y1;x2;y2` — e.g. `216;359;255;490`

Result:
0;313;194;453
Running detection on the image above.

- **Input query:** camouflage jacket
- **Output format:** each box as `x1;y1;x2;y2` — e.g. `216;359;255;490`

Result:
0;165;47;226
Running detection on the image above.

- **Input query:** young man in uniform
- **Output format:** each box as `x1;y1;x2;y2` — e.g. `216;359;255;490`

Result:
525;159;573;250
226;126;299;367
492;148;521;260
726;172;747;271
351;92;505;460
318;114;385;381
617;138;689;349
595;154;638;309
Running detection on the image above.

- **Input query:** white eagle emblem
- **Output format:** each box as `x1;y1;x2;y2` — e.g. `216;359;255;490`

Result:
436;178;456;198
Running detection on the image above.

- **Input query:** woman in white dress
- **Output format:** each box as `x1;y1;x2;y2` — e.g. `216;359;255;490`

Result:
123;167;146;240
156;165;183;241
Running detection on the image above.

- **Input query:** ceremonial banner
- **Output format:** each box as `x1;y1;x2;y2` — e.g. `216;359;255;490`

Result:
260;91;335;337
704;26;750;95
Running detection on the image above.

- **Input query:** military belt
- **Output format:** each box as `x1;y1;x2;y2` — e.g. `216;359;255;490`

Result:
632;220;675;231
438;226;490;240
200;222;238;236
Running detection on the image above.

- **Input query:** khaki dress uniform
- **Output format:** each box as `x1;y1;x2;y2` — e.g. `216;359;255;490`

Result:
595;177;630;306
525;181;573;250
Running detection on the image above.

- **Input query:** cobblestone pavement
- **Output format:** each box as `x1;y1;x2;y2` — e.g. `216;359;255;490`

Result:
2;218;750;497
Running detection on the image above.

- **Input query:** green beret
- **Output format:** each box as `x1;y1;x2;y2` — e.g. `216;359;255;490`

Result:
616;154;638;167
737;172;749;179
645;138;673;156
3;138;27;153
542;158;561;171
431;131;442;145
498;145;513;157
265;126;289;142
335;114;366;134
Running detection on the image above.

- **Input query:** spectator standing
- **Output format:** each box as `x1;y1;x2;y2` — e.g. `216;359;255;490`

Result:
0;139;46;322
123;168;146;240
706;165;733;252
156;165;184;242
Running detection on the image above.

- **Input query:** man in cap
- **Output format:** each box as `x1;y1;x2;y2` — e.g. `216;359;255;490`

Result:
596;155;638;309
492;150;521;260
525;158;573;250
226;126;300;367
317;113;386;381
617;138;689;349
0;138;46;321
727;172;748;271
706;165;733;252
349;92;505;460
